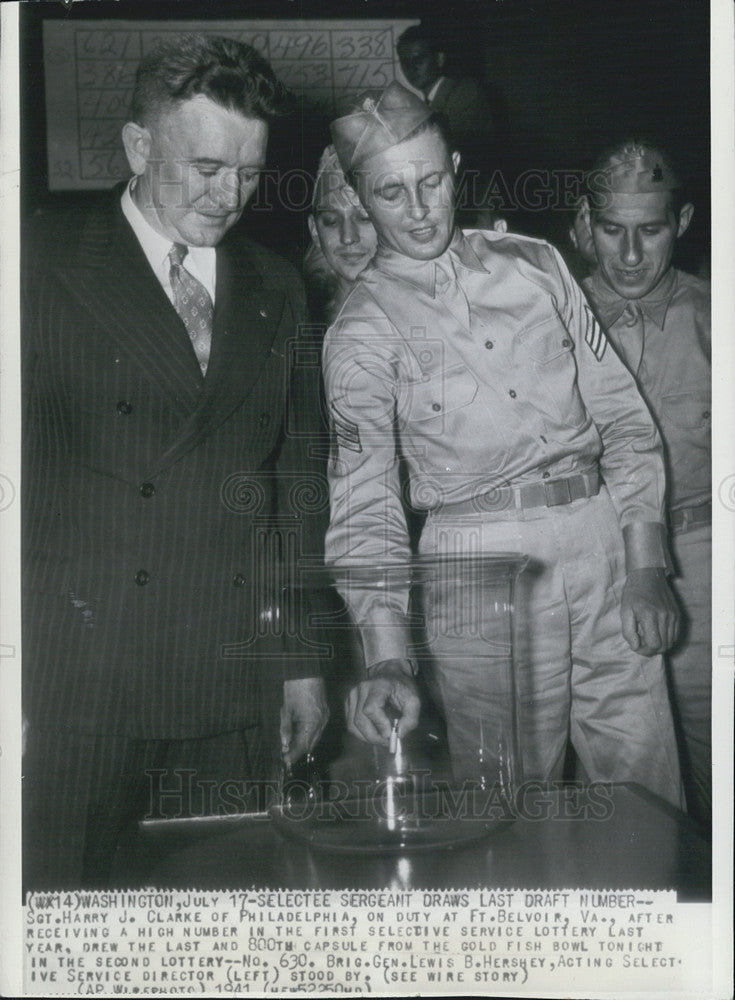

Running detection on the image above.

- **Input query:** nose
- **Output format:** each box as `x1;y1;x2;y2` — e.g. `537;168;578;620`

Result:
621;229;643;266
212;170;242;211
339;217;359;246
406;187;429;221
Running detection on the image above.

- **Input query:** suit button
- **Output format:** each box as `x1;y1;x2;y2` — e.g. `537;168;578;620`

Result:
702;410;710;419
508;389;517;399
259;413;270;426
233;574;246;587
139;482;155;498
432;402;441;412
542;471;551;479
561;339;571;347
484;340;494;349
117;400;133;415
134;570;149;586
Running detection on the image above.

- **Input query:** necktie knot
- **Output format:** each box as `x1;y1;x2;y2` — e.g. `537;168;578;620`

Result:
169;243;188;269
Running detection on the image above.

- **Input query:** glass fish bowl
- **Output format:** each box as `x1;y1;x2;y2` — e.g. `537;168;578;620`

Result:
270;555;528;853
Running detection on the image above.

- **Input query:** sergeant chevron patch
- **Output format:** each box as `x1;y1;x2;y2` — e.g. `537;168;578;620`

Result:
583;305;607;361
330;403;362;453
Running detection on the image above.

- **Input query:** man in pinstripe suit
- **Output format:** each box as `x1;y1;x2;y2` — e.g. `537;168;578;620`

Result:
22;35;328;889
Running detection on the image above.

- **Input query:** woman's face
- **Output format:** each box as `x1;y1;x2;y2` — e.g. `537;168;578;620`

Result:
309;188;378;283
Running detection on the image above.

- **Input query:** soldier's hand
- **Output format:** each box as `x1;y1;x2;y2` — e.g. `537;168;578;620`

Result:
281;677;329;767
345;659;421;746
621;567;680;656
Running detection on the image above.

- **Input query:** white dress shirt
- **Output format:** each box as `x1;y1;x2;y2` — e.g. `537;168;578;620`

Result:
121;181;217;304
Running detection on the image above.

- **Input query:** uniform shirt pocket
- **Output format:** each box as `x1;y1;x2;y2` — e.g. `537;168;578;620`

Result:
660;389;711;432
517;318;587;430
401;364;478;423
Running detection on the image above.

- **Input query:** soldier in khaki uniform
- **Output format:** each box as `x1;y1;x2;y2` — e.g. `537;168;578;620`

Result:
323;83;683;807
580;142;711;828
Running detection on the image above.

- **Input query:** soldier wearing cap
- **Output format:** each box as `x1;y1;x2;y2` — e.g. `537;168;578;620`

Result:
580;141;711;828
322;82;684;806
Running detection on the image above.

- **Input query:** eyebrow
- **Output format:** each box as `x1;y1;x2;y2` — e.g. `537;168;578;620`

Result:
595;212;669;227
374;179;404;196
185;158;264;169
374;168;446;196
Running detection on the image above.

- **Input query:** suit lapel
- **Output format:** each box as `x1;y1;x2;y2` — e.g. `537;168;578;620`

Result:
54;195;290;475
148;238;288;475
56;197;204;418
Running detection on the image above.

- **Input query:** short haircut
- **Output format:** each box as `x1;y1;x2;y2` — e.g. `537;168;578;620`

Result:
586;137;688;218
396;24;438;54
130;33;291;126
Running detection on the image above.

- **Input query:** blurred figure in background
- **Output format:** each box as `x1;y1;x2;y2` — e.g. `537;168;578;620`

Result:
396;24;496;226
304;146;378;325
581;140;711;831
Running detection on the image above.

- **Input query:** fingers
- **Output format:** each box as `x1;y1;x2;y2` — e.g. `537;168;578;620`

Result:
280;680;329;766
621;601;640;652
393;686;421;739
635;609;664;656
629;602;680;656
345;680;395;745
345;678;421;746
282;712;328;767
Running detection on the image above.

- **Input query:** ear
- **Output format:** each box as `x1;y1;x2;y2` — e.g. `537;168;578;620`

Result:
307;214;319;246
578;195;593;232
677;202;694;238
121;121;152;176
451;150;461;174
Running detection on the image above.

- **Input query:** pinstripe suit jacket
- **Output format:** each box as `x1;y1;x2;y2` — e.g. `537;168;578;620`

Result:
22;193;326;739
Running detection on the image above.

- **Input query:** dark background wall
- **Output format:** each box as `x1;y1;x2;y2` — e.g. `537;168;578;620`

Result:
20;0;710;271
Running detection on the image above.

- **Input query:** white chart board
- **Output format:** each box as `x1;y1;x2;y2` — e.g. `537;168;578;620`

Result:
43;18;417;190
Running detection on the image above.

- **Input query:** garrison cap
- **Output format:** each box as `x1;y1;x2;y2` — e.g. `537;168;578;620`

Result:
312;145;361;210
330;81;433;172
591;143;681;195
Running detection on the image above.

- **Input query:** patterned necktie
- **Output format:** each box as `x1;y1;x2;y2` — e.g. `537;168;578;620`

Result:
435;257;471;330
621;300;645;378
168;243;213;376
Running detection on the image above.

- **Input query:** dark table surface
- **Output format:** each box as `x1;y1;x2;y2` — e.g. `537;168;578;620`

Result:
112;784;711;901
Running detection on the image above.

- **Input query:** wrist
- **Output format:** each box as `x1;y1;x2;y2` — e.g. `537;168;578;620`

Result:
365;657;418;680
623;521;670;573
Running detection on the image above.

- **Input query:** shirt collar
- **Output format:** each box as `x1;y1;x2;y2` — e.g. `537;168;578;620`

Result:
121;179;176;277
373;228;487;296
120;180;217;294
586;266;678;329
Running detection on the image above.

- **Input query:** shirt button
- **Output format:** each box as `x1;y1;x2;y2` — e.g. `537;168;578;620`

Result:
233;573;246;587
432;402;442;411
542;471;551;479
484;340;494;350
702;410;710;419
508;389;517;399
139;482;155;499
259;413;270;426
134;570;149;586
117;400;133;415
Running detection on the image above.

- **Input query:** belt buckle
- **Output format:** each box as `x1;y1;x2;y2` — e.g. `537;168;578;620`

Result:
544;478;572;507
